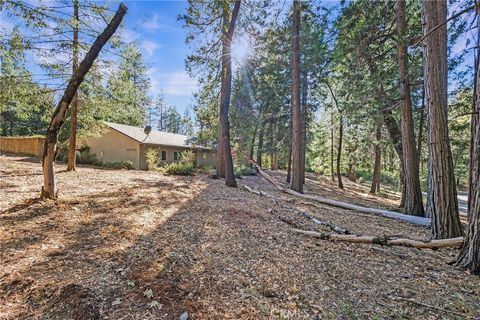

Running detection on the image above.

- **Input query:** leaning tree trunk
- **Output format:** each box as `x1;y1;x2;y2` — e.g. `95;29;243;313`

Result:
456;10;480;274
370;121;382;194
219;0;241;188
290;0;303;193
396;0;425;216
41;3;127;199
337;115;344;189
66;0;79;172
423;0;463;239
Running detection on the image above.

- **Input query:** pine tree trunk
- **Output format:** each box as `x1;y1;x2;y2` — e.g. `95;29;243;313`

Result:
66;0;79;172
270;118;275;171
456;11;480;274
286;115;292;183
337;115;344;189
422;0;463;239
41;3;127;199
218;0;241;188
370;121;382;194
382;107;406;206
330;120;335;182
396;0;425;216
249;126;257;168
257;120;264;168
290;0;303;193
300;69;308;185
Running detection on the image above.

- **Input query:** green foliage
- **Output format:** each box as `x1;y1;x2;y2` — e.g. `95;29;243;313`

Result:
164;162;194;176
179;150;196;165
145;148;159;171
234;165;257;178
102;160;134;170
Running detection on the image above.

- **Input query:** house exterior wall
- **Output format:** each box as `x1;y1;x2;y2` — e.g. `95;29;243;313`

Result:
84;129;140;168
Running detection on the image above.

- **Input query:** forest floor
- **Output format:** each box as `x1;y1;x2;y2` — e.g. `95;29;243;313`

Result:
1;154;479;320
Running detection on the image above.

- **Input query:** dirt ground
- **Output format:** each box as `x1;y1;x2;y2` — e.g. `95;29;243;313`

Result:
1;154;479;320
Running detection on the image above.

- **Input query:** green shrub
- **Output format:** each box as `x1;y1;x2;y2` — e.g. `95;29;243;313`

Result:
103;160;134;170
145;148;159;171
234;165;257;178
165;162;194;175
179;150;196;166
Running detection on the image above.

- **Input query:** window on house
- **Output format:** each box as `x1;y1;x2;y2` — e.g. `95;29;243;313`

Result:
173;151;178;161
161;150;167;161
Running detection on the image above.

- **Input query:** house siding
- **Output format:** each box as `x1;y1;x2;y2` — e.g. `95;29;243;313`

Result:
84;129;141;168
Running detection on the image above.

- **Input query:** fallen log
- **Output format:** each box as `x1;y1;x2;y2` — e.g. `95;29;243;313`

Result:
250;162;431;227
243;184;351;234
292;229;464;249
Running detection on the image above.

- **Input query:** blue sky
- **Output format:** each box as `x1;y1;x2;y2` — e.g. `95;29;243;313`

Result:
122;1;197;115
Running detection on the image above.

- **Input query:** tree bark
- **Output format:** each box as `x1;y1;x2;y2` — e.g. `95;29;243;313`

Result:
396;0;425;216
456;11;480;274
256;120;264;168
218;0;241;188
41;3;127;199
66;0;79;172
286;115;292;183
300;68;308;185
293;229;463;249
370;121;382;194
382;107;406;206
249;125;257;168
290;0;303;193
330;123;335;182
337;115;344;189
270;118;275;170
422;0;463;239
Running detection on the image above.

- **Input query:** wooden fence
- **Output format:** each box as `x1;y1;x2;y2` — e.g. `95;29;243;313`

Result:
0;137;45;157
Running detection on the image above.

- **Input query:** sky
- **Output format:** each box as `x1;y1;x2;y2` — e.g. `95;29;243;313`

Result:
122;1;197;116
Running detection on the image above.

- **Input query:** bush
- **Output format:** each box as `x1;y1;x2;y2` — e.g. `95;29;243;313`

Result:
165;162;194;175
103;160;134;170
234;165;257;178
145;148;159;171
179;150;196;166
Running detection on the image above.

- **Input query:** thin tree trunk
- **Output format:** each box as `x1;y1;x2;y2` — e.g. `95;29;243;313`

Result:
256;120;264;168
41;3;127;199
286;115;292;183
456;7;480;274
66;0;79;172
370;121;382;194
348;144;357;182
249;125;257;168
396;0;425;216
300;68;308;185
382;106;406;206
270;118;275;170
219;0;241;188
330;124;335;182
337;115;344;189
422;0;463;239
290;0;303;193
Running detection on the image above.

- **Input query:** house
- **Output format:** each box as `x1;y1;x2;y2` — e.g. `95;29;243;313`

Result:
83;122;215;170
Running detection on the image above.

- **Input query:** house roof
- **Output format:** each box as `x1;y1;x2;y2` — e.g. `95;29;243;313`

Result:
104;122;210;150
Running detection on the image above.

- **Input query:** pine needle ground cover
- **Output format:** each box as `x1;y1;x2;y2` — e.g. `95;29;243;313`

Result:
1;155;479;319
